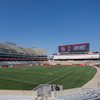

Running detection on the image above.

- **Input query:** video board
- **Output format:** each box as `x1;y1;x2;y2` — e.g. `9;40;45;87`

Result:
58;43;90;52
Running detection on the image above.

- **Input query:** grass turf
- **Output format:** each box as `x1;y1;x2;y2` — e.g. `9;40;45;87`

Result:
0;66;97;90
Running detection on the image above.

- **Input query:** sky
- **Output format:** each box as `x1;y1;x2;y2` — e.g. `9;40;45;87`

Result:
0;0;100;55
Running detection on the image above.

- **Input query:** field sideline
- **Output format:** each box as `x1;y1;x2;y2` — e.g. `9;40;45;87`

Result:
0;66;97;90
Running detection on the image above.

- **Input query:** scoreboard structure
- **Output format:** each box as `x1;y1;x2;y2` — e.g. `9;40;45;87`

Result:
58;43;90;53
54;43;99;61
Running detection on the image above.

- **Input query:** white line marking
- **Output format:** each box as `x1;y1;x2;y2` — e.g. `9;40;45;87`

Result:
0;76;41;85
47;67;75;84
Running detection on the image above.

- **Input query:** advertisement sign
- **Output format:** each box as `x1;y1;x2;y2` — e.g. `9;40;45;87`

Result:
59;43;90;52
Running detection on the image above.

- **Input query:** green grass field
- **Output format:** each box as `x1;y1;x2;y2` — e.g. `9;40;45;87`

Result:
0;66;97;90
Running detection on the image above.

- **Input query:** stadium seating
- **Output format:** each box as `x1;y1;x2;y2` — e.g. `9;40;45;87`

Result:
0;43;47;63
48;60;100;66
1;89;100;100
0;43;47;56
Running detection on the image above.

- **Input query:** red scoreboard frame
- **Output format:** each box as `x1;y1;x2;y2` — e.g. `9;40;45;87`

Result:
58;43;90;52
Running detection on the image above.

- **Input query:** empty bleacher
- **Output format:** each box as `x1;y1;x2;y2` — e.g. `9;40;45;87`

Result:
0;43;47;62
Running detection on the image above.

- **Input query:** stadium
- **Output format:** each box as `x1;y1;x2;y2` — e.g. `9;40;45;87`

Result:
0;42;100;100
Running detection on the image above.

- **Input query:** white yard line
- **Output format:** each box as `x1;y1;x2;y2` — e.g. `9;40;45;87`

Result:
47;73;70;84
47;67;76;84
0;76;41;85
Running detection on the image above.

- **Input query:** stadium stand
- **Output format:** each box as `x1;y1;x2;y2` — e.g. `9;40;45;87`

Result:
0;42;48;67
1;88;100;100
51;43;100;65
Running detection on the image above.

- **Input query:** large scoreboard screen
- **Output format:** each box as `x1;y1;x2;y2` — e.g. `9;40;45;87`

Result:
58;43;90;52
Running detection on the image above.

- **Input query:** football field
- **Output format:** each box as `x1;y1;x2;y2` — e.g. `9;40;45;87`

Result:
0;66;96;90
